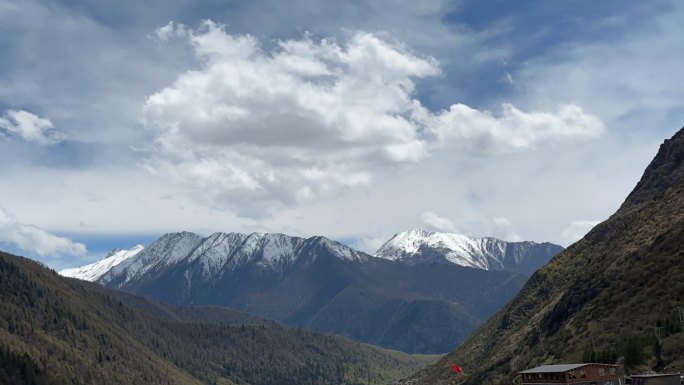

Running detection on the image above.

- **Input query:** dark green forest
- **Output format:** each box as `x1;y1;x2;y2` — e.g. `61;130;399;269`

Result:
0;251;436;385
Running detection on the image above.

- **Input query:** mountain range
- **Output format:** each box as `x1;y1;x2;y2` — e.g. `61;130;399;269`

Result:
6;128;682;385
60;231;562;354
399;127;684;384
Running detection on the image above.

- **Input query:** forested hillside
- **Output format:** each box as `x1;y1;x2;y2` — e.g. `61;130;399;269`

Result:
0;251;436;385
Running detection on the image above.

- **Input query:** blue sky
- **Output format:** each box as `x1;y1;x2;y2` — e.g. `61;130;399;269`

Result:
0;0;682;270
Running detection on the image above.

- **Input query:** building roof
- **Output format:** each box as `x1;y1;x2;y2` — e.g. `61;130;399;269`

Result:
519;363;619;374
519;364;587;374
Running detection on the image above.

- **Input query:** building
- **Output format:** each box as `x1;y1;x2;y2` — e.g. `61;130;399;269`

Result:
628;374;680;385
519;363;623;385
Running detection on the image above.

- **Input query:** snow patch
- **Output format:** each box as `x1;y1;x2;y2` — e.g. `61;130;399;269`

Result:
59;244;145;281
374;229;553;271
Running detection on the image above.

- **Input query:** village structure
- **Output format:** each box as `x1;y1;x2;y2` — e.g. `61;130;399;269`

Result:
519;363;682;385
628;374;681;385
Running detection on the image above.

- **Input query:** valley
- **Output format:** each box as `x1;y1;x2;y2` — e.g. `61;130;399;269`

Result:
1;2;681;384
60;231;560;354
0;251;438;385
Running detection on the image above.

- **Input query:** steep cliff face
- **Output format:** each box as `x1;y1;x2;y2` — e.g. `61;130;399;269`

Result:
401;127;684;385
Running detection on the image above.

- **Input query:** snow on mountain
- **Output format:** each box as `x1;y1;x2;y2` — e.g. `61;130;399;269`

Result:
188;232;250;275
309;236;363;262
59;244;145;282
59;231;369;288
185;232;367;277
60;228;559;287
98;231;204;287
185;232;297;276
374;229;563;273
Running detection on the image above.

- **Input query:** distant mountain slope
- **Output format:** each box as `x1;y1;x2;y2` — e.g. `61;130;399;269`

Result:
95;232;367;289
400;127;684;385
375;229;562;274
62;232;529;354
86;283;276;326
60;244;144;281
0;250;437;385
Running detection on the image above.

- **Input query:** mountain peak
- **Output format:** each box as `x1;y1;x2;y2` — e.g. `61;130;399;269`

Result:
59;243;145;282
105;248;123;258
62;231;371;286
620;126;684;213
96;231;204;286
159;231;203;242
307;235;367;262
405;228;433;236
375;229;562;273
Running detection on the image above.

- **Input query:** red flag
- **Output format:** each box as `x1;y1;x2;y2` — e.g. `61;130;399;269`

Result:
451;363;463;374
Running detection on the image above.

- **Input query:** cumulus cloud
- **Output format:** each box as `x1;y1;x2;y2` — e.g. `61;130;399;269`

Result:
0;109;64;145
432;103;604;153
0;207;86;258
562;220;600;245
420;211;458;233
143;20;605;217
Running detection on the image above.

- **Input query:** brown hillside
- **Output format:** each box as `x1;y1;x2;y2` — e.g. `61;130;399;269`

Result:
399;127;684;385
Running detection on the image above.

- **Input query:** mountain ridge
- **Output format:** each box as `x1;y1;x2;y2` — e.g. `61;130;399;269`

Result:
61;230;561;282
60;231;534;354
375;228;562;274
60;244;145;282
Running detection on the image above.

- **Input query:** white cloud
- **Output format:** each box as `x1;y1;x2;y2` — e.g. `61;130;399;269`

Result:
153;21;189;41
0;109;64;145
432;103;603;153
492;216;522;242
348;234;391;254
143;21;604;218
0;207;86;258
0;1;676;272
562;220;600;245
514;3;684;134
420;211;458;233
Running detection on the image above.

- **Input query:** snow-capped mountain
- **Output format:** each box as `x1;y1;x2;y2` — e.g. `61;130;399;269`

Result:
374;229;563;274
79;231;367;288
98;231;204;287
186;232;365;277
59;244;145;281
57;229;537;354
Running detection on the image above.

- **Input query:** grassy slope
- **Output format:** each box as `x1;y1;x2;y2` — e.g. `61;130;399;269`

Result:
398;127;684;385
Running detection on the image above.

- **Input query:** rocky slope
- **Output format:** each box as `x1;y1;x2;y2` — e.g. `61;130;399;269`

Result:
399;127;684;384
